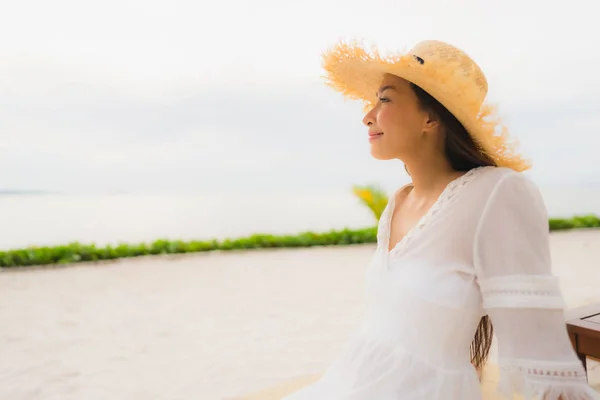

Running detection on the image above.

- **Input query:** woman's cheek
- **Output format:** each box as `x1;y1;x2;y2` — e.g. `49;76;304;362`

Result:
376;107;391;129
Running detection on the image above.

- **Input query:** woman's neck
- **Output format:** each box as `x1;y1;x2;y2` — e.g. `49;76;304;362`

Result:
405;158;463;197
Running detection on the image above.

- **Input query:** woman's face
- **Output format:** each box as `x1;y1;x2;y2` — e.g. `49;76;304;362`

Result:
362;74;432;161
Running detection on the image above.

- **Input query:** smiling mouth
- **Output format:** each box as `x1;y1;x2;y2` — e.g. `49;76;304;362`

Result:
369;132;384;140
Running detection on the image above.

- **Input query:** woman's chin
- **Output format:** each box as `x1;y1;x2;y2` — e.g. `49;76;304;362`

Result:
369;148;393;160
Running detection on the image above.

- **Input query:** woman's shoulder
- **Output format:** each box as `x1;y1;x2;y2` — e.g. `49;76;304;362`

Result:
472;165;537;191
469;165;545;211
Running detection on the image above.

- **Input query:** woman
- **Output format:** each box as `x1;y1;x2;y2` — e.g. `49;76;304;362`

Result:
283;40;599;399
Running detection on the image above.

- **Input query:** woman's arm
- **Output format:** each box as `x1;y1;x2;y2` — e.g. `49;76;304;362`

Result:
473;171;599;399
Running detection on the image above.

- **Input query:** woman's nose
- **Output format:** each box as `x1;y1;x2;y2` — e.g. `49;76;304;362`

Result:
362;109;375;127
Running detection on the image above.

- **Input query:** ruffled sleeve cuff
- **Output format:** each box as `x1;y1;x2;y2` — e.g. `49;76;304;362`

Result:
498;358;599;400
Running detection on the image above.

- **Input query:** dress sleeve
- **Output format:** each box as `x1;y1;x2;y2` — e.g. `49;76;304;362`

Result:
473;171;599;399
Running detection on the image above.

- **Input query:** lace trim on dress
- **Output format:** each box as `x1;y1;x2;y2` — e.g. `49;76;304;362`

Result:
478;274;567;309
381;166;491;259
498;358;599;400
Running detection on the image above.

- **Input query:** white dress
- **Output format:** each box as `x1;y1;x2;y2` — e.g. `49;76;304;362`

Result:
283;166;599;400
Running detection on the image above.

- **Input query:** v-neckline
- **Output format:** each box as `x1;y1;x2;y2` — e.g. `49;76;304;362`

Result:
384;166;487;256
385;183;414;254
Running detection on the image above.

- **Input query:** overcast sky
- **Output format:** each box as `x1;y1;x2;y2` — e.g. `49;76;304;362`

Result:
1;0;599;194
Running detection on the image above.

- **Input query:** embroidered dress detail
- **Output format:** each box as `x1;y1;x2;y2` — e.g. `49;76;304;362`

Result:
477;275;566;309
384;166;489;259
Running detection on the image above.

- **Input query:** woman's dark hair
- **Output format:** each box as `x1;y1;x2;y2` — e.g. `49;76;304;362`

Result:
409;82;496;374
409;82;496;171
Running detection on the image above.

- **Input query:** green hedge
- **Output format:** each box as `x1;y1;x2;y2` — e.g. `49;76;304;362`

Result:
0;227;378;268
0;215;598;268
549;215;600;231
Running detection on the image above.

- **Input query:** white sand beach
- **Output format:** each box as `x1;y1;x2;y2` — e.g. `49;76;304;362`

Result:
1;229;599;400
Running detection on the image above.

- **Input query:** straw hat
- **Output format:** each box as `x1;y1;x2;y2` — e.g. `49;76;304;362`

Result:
321;40;531;172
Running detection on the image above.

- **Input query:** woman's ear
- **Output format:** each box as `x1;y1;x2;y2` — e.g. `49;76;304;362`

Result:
422;112;440;134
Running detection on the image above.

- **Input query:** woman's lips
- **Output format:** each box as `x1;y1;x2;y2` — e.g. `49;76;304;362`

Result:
368;132;383;141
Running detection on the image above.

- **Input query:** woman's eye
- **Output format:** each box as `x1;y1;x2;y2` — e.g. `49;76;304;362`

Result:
379;97;390;103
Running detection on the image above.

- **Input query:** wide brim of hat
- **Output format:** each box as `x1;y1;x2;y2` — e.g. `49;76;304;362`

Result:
321;41;531;172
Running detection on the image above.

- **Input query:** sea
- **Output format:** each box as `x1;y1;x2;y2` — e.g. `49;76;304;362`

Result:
1;186;599;251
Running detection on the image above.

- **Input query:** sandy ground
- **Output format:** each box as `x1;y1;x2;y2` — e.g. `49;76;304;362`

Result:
1;229;599;400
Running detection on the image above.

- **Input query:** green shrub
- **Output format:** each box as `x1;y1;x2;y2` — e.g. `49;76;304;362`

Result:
549;215;600;231
0;226;379;268
0;216;596;268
